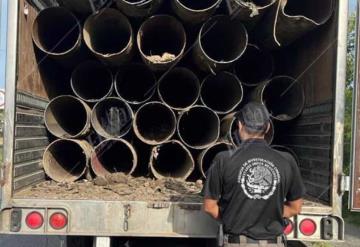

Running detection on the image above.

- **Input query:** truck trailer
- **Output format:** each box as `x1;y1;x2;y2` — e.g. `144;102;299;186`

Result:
1;0;359;246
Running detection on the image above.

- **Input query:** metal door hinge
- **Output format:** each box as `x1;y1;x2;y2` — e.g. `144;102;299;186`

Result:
339;174;350;193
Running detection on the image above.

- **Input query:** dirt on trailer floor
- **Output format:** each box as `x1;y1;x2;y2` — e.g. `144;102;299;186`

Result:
16;173;204;202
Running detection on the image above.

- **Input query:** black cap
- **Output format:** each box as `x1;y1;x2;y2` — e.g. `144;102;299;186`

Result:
235;102;270;131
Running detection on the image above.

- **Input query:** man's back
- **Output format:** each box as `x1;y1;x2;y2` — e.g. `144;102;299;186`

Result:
204;139;305;240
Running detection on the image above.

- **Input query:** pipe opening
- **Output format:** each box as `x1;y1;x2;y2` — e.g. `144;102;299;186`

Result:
43;140;88;182
91;98;133;138
71;61;113;102
150;141;194;179
235;45;273;86
134;102;176;145
115;64;156;104
199;143;233;178
45;96;90;138
33;7;80;55
262;77;304;121
284;0;333;23
92;139;137;176
201;72;243;113
138;15;186;62
178;0;219;10
158;68;200;110
178;106;220;149
200;16;247;62
84;8;132;55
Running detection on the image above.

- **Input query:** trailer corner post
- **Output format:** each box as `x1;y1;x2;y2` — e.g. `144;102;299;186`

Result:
1;0;19;210
332;0;349;217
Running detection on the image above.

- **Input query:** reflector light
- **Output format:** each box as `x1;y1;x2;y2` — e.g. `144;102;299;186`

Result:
283;220;294;235
300;218;317;236
25;211;44;229
49;212;68;229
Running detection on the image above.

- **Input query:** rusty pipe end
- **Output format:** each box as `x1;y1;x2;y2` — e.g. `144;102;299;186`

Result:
44;95;91;139
150;140;194;180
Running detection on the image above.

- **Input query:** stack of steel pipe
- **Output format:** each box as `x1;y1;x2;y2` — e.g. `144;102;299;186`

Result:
36;0;323;183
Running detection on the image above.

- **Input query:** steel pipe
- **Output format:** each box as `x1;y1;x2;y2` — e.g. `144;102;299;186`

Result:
200;72;243;114
115;64;156;104
43;139;93;183
158;67;200;111
198;142;234;178
44;95;91;139
258;0;334;48
137;15;187;71
150;140;194;180
115;0;164;18
71;61;114;103
234;44;274;87
271;145;300;166
172;0;222;24
220;113;274;145
194;15;248;72
178;105;220;149
83;8;133;66
91;97;134;138
253;76;305;121
32;7;82;59
133;102;176;145
91;138;138;177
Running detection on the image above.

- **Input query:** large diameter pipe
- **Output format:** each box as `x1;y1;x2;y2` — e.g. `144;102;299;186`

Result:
252;76;305;121
83;8;133;66
271;145;300;166
133;102;176;145
32;7;82;59
44;95;91;139
171;0;222;24
178;105;220;149
258;0;334;48
194;15;248;73
158;67;200;111
137;15;187;71
71;61;114;103
220;113;274;145
198;142;235;178
234;44;274;87
115;0;164;18
150;140;194;180
227;0;277;23
43;139;93;183
115;64;156;105
201;72;243;114
91;139;137;177
91;97;134;138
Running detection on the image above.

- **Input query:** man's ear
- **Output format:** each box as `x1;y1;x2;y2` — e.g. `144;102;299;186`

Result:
265;122;271;134
238;121;243;131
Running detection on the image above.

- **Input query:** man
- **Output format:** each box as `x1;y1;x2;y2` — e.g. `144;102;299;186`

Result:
203;102;306;247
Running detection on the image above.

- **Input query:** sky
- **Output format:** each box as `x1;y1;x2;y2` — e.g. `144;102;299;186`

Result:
0;0;357;89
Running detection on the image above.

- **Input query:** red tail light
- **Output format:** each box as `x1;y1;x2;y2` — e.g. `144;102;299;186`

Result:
49;212;68;229
299;218;317;236
283;220;294;235
25;211;44;229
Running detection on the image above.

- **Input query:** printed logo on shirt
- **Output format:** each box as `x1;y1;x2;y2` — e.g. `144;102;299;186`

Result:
237;158;280;200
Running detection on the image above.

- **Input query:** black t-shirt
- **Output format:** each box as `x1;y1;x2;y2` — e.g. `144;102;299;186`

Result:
203;139;306;239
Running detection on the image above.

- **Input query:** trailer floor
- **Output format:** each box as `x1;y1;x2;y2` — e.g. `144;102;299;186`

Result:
15;173;329;208
15;173;204;202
